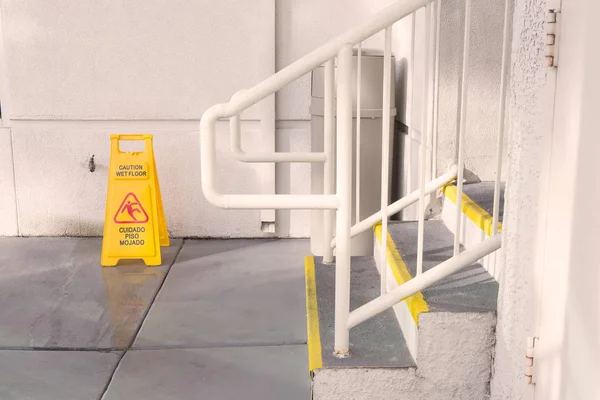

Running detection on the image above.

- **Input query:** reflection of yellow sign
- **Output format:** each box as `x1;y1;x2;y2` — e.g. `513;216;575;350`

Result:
101;134;169;266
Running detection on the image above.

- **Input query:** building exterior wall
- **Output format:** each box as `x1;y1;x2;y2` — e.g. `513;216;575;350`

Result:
393;0;509;220
0;0;398;237
490;0;557;398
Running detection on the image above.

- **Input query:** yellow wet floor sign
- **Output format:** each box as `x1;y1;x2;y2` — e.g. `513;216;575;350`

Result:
101;134;169;266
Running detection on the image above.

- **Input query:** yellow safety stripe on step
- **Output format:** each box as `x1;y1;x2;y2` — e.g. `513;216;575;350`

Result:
304;256;323;372
374;224;429;325
441;184;503;236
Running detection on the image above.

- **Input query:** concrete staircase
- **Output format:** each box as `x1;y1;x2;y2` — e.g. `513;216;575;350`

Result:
306;182;504;399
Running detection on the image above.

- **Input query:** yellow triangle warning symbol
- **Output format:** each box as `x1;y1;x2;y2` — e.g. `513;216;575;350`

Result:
113;192;149;224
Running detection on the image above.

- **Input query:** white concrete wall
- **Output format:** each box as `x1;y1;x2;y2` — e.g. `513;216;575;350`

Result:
490;0;557;398
0;0;396;237
435;0;509;180
528;0;600;398
0;0;512;237
393;0;509;220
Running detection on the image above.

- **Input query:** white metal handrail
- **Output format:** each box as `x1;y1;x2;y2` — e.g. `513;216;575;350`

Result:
229;90;327;163
330;165;458;248
347;234;502;328
200;0;510;358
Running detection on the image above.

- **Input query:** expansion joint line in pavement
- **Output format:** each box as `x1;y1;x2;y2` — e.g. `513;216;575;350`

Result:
97;239;185;400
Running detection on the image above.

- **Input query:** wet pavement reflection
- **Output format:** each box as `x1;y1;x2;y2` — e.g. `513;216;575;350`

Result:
0;237;182;349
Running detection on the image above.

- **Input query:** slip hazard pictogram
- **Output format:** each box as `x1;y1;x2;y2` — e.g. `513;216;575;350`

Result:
114;193;149;224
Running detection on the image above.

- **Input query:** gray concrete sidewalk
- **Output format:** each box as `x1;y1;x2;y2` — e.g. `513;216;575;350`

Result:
0;237;310;400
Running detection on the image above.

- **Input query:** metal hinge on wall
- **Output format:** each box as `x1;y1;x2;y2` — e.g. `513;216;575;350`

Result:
525;336;538;384
546;10;560;67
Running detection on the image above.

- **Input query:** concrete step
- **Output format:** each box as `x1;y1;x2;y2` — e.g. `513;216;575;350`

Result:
307;256;416;370
370;220;498;399
388;220;498;314
441;181;505;279
306;251;496;399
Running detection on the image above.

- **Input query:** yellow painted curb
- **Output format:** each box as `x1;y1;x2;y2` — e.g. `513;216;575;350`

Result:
442;184;502;236
304;256;323;372
374;224;429;325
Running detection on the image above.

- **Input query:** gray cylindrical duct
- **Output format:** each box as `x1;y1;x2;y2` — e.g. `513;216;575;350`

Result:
310;49;396;256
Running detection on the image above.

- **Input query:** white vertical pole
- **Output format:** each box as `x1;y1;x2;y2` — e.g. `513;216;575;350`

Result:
323;60;336;263
258;0;276;231
405;13;417;220
380;26;392;294
334;45;353;358
417;5;432;276
454;0;473;256
492;0;511;236
425;5;436;184
355;43;362;223
431;0;442;180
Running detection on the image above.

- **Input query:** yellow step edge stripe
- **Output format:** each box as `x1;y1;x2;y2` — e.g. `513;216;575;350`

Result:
374;224;429;325
304;256;323;372
441;184;502;236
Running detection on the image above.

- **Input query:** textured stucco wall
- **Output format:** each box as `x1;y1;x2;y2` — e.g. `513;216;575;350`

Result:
435;0;509;180
393;0;509;220
490;0;554;398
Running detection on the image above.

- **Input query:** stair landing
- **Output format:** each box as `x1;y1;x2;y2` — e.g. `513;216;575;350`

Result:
308;256;415;369
388;220;498;313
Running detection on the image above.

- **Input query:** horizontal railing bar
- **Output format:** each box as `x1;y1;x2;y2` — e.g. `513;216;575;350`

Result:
233;151;327;163
330;165;458;248
206;193;338;210
229;115;326;163
201;106;339;210
347;234;502;329
215;0;432;117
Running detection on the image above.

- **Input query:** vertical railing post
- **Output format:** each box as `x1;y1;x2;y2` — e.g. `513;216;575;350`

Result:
405;13;417;220
492;0;511;236
380;26;392;293
417;4;433;276
355;43;362;223
333;45;353;358
431;0;442;181
323;59;336;263
454;0;473;256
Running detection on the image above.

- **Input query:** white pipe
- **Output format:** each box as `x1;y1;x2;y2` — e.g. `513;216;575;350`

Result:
426;4;436;184
406;13;417;216
347;234;502;329
323;59;336;264
492;0;511;236
216;0;431;118
355;43;362;223
229;93;326;163
380;26;392;295
454;0;473;256
201;107;338;209
330;165;457;248
258;0;277;230
431;0;442;180
417;4;433;276
201;0;433;211
334;45;353;358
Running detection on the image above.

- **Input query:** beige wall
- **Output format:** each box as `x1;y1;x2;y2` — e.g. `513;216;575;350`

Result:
0;0;507;236
0;0;397;237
